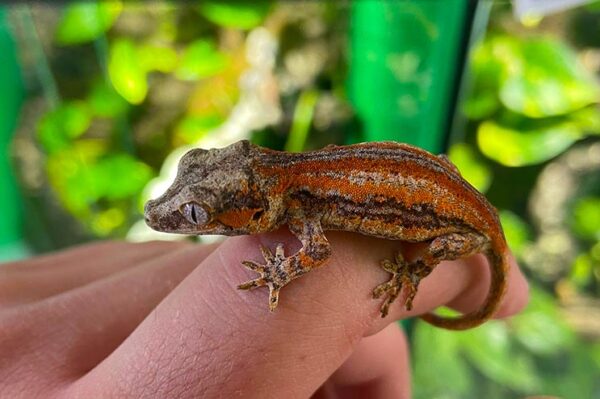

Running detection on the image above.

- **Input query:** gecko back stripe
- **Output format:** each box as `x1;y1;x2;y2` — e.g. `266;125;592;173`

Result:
257;145;485;200
291;189;477;235
258;159;497;230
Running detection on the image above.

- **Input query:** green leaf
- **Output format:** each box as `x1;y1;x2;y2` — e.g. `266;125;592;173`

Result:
55;1;122;45
591;241;600;261
137;43;179;73
511;286;576;355
90;207;126;236
92;154;153;200
592;342;600;370
458;322;541;392
88;80;129;117
175;40;229;80
285;89;319;152
462;37;505;119
477;120;582;166
498;38;599;118
570;106;600;134
466;36;600;119
462;91;499;120
37;101;91;154
175;114;224;144
541;342;600;399
109;39;148;104
501;75;597;119
47;144;152;236
48;148;152;217
412;323;472;399
499;210;531;257
572;197;600;240
569;253;595;288
47;140;107;215
447;143;492;192
198;0;270;29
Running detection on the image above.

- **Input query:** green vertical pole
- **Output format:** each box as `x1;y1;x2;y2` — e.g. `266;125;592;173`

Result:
348;0;468;153
0;6;27;261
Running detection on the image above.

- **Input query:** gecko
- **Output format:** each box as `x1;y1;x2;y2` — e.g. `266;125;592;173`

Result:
144;140;509;330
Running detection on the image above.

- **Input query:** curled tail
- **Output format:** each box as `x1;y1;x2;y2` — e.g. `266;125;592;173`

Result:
419;243;509;330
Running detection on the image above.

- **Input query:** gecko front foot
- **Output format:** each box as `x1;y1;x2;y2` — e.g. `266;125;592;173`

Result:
238;244;296;312
372;252;432;317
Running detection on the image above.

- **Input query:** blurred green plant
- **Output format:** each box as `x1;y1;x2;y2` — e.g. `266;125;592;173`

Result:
175;39;229;80
36;93;151;236
498;210;531;257
570;195;600;292
16;2;600;397
88;80;129;118
198;0;271;30
55;1;122;45
432;5;600;398
285;89;319;152
413;286;600;399
572;197;600;241
33;0;271;237
37;101;91;153
465;35;600;167
448;142;492;192
108;39;148;104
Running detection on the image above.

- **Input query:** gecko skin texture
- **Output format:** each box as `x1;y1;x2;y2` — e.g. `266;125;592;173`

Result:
144;140;509;330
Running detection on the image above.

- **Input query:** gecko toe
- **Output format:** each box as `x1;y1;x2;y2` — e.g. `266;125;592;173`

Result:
374;279;401;316
372;280;394;299
238;277;267;290
275;243;285;259
260;245;274;262
268;285;280;312
374;254;431;317
239;244;296;313
241;260;265;272
379;298;392;318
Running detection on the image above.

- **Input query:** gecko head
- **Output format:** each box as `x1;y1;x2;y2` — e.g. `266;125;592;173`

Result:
144;140;269;236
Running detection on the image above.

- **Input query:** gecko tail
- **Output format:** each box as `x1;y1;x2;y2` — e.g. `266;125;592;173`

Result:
419;246;509;331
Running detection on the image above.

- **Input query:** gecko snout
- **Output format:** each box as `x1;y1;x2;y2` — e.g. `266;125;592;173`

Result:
143;199;160;226
144;198;190;233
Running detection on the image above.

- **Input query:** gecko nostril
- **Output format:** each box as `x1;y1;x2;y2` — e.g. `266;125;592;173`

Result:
143;201;159;226
144;200;154;215
144;213;155;227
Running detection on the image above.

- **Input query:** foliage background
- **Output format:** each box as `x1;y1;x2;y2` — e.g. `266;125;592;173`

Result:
3;1;600;398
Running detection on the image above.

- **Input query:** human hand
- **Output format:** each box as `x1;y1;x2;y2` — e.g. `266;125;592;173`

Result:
0;232;528;398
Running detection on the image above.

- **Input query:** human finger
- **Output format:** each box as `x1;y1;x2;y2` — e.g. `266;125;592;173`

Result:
402;251;528;330
0;240;194;307
69;231;525;398
445;252;528;319
314;322;410;399
0;243;218;397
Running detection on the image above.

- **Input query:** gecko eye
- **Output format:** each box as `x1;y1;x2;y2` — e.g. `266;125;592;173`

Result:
180;202;209;226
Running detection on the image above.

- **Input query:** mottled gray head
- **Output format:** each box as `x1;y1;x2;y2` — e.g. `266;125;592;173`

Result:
144;140;266;235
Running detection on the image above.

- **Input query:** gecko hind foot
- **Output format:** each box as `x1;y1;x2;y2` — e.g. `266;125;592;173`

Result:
238;244;293;312
372;252;431;318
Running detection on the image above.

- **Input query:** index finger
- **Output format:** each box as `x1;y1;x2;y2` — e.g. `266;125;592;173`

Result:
69;231;527;398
